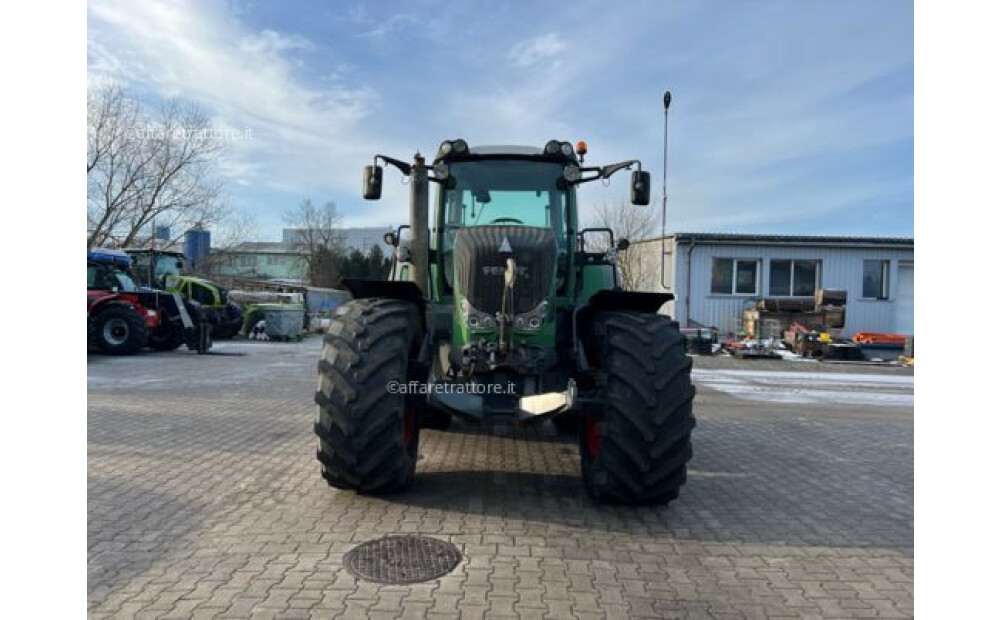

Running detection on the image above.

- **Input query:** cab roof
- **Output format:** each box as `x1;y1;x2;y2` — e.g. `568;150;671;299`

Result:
468;145;543;156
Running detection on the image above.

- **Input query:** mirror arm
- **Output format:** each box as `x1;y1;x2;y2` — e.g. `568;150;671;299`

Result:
375;154;412;176
599;159;641;179
569;166;605;185
569;160;642;186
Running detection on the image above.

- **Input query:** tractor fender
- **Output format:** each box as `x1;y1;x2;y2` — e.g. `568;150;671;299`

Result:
585;290;674;314
572;290;676;372
340;278;426;316
92;294;162;330
89;294;136;315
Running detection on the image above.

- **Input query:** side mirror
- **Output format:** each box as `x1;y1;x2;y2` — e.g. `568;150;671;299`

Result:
631;170;651;206
383;231;398;247
175;261;183;270
363;165;383;200
616;238;630;252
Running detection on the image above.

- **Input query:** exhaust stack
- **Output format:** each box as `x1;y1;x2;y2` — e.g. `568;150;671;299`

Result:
408;153;429;296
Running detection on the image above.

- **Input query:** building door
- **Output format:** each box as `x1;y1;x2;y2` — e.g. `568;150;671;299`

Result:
896;262;914;334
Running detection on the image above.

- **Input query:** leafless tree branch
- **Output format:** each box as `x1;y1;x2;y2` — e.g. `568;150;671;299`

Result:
284;199;345;287
585;198;658;291
87;84;228;250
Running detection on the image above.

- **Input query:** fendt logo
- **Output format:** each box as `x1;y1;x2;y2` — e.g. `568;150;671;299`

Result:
498;237;513;253
482;266;530;277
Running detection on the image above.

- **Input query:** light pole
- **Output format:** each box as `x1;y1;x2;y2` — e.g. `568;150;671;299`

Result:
659;90;672;290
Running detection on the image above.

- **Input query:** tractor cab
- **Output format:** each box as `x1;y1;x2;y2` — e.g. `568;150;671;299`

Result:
125;249;185;289
87;259;140;294
87;248;142;310
437;149;573;294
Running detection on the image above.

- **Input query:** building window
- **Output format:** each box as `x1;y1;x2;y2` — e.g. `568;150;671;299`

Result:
769;259;821;296
711;258;759;295
863;260;891;299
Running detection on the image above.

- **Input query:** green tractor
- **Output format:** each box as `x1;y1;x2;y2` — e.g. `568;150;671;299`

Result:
314;138;695;505
125;248;243;339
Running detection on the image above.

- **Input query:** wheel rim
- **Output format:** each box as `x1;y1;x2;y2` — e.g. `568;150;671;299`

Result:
585;420;602;456
103;318;129;346
403;406;416;446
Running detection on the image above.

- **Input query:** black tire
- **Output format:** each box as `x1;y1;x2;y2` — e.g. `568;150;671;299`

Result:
580;312;696;505
92;305;149;355
212;303;243;340
148;318;185;351
314;298;421;493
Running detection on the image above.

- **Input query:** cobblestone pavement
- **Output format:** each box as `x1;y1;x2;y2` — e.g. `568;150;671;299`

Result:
88;339;913;619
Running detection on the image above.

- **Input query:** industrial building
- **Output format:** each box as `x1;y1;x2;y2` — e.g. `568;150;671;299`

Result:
630;233;914;337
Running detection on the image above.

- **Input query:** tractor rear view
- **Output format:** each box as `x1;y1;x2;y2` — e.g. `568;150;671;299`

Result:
314;129;694;504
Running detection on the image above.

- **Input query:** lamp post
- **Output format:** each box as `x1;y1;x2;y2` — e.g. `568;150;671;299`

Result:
659;90;672;291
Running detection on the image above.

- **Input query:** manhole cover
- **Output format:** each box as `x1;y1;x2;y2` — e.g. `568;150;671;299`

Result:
344;535;462;584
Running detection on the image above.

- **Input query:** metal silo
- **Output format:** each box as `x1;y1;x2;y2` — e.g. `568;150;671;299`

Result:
185;229;211;269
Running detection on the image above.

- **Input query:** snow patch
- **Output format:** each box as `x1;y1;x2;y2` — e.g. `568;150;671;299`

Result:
692;368;913;407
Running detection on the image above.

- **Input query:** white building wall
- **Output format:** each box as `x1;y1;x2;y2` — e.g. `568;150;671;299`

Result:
633;238;914;336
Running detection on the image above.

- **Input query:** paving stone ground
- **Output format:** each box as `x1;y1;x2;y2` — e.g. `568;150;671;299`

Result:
88;338;913;619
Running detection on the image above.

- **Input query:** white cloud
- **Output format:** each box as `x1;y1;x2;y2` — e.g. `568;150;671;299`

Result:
239;29;314;55
86;0;395;203
507;33;567;68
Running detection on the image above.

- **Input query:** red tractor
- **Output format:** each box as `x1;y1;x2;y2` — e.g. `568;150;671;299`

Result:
87;248;208;355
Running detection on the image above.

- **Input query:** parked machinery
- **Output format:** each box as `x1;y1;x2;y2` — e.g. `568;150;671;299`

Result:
125;248;243;339
87;248;208;354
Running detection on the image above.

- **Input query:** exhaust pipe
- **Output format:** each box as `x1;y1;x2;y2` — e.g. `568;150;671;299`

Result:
408;153;430;296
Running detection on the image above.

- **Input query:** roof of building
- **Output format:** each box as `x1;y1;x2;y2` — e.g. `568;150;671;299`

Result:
640;232;913;247
225;241;302;254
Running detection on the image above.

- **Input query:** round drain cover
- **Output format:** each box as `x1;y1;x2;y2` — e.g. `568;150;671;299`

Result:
344;535;462;584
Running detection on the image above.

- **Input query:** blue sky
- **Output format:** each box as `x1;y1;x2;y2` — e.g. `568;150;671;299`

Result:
87;0;913;240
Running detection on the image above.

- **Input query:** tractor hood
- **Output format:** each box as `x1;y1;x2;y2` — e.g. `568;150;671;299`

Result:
453;225;557;318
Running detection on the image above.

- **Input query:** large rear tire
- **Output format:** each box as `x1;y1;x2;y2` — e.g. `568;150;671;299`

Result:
92;305;149;355
149;318;185;351
314;298;421;493
580;312;696;505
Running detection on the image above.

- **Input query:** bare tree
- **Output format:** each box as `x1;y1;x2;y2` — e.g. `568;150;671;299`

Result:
585;199;658;291
87;84;226;249
211;210;260;252
87;84;152;247
284;199;345;287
